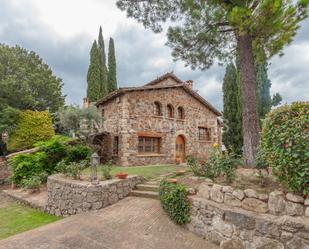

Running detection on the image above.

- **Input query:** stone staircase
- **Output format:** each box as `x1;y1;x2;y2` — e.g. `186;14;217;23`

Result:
130;180;159;200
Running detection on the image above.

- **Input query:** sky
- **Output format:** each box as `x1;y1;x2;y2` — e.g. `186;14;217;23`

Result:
0;0;308;111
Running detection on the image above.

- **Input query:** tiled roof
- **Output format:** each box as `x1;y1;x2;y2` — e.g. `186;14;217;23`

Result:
96;73;221;116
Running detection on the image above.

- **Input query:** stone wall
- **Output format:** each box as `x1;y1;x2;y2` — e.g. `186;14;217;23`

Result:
187;182;309;249
0;157;9;184
45;174;144;216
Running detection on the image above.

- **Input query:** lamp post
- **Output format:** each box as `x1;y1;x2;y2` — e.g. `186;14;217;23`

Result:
90;152;100;184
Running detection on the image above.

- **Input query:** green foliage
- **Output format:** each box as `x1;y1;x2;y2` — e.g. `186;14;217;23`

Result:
0;106;20;134
159;181;191;224
259;102;309;195
21;175;42;191
7;110;55;152
57;160;89;180
222;63;243;155
101;160;113;179
108;38;117;92
9;136;90;185
66;144;91;163
87;40;101;102
187;146;239;183
98;26;108;98
0;44;65;112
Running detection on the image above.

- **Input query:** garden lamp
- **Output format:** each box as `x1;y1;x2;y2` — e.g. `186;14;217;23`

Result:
90;152;100;183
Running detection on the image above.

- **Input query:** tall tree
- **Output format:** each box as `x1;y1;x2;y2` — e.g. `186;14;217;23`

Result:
87;41;101;102
222;63;243;155
108;38;117;92
98;26;108;98
0;44;65;113
117;0;308;166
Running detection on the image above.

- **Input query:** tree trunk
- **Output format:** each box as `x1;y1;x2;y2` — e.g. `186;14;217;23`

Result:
237;34;260;167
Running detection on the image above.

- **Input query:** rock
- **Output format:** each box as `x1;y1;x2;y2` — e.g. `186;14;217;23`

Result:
253;236;284;249
232;189;245;201
256;219;280;239
224;210;256;230
224;193;242;207
305;207;309;217
258;194;269;201
268;191;286;215
279;216;304;233
240;230;254;241
210;184;224;203
222;186;234;193
220;239;244;249
197;183;211;199
244;189;258;198
213;216;234;238
207;230;225;245
187;187;196;195
242;198;269;213
280;231;293;243
286;237;309;249
304;199;309;206
286;193;304;203
285;201;304;216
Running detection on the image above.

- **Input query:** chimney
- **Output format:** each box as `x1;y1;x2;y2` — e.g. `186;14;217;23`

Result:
185;80;193;89
83;97;89;109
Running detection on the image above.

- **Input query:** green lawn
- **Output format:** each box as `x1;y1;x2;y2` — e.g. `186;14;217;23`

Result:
84;164;186;180
0;202;61;240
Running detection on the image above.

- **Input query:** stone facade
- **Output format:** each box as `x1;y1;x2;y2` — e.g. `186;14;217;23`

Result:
96;73;222;166
45;174;144;216
187;182;309;248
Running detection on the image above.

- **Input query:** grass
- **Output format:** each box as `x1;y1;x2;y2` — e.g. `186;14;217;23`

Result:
84;164;185;180
0;202;61;240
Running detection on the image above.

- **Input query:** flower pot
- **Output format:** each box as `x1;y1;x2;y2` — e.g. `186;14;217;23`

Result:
115;173;128;179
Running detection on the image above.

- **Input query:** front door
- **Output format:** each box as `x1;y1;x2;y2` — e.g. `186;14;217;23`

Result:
175;135;185;163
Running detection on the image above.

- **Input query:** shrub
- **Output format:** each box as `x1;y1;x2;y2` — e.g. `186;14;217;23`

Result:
259;102;309;195
7;110;55;152
59;160;89;180
187;145;238;183
21;175;42;191
65;144;91;163
101;160;113;180
9;152;46;186
159;181;191;224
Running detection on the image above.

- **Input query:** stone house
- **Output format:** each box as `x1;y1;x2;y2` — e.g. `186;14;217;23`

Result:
95;73;222;166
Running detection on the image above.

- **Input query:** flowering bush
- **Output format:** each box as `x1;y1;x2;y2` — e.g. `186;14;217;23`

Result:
259;102;309;195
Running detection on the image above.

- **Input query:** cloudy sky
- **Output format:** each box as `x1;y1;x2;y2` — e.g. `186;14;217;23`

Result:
1;0;308;111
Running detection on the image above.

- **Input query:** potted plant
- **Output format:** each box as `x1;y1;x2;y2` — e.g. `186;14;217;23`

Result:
115;172;128;179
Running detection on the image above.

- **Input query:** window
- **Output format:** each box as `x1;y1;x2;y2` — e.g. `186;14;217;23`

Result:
167;104;174;118
138;137;161;154
113;136;119;155
101;108;105;117
154;102;162;116
178;107;184;119
199;127;211;141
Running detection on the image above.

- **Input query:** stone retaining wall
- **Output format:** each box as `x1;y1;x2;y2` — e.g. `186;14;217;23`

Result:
0;157;9;184
187;181;309;249
197;181;308;217
45;174;144;216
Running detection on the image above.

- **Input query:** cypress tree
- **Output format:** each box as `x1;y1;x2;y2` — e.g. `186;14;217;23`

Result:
98;26;108;98
107;37;117;92
87;40;101;102
222;63;243;155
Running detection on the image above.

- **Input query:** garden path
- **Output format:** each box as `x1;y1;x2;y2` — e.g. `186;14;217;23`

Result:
0;196;218;249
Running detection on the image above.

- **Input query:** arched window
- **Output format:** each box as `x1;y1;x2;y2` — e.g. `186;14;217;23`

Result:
154;101;162;116
178;107;184;119
167;104;174;118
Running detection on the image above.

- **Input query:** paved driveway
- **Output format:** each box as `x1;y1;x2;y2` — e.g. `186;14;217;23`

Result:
0;197;218;249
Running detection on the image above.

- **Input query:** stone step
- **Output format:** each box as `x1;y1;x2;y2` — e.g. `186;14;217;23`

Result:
146;181;160;186
136;184;159;192
130;190;159;200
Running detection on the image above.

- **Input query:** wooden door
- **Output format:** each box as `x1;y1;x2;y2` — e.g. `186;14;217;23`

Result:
175;135;185;163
